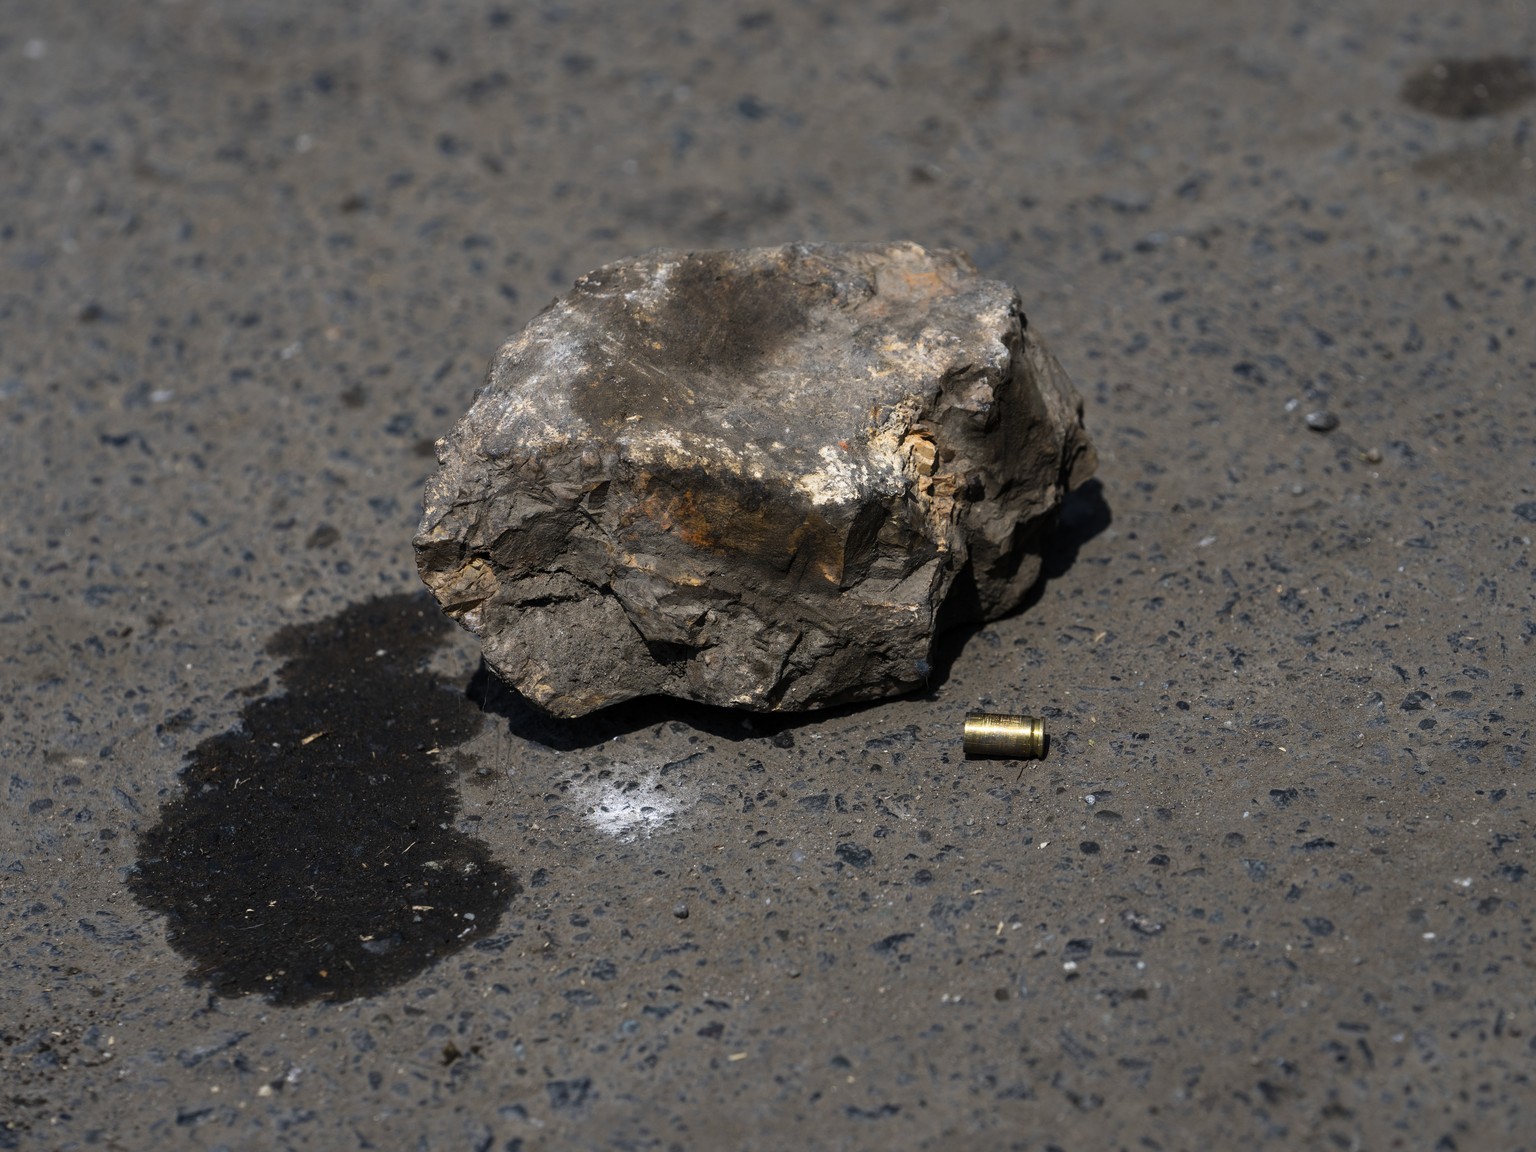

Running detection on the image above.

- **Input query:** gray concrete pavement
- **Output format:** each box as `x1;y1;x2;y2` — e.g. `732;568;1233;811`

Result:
3;1;1533;1148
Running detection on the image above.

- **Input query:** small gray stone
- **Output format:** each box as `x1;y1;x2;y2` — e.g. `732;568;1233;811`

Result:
415;242;1095;716
1305;409;1340;432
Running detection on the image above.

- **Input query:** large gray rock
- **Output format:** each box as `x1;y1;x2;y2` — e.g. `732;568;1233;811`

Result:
415;242;1095;717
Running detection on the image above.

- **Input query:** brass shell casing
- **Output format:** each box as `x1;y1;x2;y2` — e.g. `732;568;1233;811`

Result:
963;713;1047;760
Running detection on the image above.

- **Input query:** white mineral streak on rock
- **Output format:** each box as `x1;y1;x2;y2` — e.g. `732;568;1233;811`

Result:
622;258;676;311
796;443;900;507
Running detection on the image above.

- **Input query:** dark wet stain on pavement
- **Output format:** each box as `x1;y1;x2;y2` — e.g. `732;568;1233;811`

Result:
131;594;516;1005
1401;55;1536;119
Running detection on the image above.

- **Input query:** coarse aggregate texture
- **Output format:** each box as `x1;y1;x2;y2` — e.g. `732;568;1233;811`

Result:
1;2;1533;1150
416;241;1094;716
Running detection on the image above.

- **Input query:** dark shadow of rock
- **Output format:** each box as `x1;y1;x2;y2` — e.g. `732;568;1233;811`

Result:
467;661;888;753
1040;476;1113;581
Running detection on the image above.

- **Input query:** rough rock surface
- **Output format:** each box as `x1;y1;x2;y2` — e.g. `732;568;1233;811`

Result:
415;242;1095;716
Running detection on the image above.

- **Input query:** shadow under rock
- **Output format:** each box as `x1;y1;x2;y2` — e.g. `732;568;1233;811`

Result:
470;478;1111;751
466;662;887;753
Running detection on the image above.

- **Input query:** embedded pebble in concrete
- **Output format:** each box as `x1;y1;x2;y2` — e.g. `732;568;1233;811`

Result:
416;242;1096;716
1400;55;1536;119
1305;409;1339;433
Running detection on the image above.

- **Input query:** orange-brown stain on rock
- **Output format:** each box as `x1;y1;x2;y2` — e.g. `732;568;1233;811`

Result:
626;472;847;587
